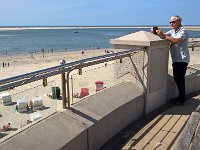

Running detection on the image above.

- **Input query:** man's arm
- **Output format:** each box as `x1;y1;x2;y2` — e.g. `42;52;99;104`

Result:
165;35;181;44
156;30;181;44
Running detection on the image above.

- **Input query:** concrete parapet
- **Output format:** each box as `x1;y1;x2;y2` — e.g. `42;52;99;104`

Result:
167;74;178;100
75;82;144;150
0;113;87;150
167;68;200;100
0;82;144;150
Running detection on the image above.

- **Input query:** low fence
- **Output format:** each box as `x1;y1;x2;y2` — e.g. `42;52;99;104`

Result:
0;48;146;139
0;48;146;108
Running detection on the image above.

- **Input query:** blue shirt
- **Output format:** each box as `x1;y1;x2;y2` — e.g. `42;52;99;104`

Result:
166;26;190;63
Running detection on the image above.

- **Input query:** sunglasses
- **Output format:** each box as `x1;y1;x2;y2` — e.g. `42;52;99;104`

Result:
170;20;178;24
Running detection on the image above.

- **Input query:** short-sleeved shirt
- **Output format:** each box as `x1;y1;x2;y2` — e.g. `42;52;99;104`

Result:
166;26;190;63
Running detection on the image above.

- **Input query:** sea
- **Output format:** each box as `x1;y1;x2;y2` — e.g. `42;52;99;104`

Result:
0;27;200;55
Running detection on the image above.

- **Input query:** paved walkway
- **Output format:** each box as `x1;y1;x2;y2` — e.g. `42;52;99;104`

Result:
100;93;200;150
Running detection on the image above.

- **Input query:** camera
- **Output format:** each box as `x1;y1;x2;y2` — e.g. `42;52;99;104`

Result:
152;26;158;35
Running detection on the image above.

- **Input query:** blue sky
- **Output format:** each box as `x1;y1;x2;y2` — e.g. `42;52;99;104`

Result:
0;0;199;26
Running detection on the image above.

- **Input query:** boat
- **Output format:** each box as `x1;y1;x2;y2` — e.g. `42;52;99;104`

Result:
74;26;79;33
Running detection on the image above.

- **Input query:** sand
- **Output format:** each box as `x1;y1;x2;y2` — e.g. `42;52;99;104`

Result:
0;26;200;31
0;48;121;139
0;41;200;139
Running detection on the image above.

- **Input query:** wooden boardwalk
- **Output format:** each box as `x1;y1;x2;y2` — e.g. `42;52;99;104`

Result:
100;94;200;150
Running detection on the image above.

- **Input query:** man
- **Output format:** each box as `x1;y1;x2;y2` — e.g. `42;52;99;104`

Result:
156;15;190;105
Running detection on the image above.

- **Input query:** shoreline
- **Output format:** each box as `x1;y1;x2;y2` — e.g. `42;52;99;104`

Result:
0;48;109;59
0;37;199;57
0;48;114;80
0;26;200;31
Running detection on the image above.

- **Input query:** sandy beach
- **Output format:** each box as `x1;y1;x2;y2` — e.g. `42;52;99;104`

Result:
0;48;121;139
0;42;200;139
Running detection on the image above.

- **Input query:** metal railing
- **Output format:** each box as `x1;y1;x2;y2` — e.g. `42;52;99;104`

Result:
0;48;143;91
0;48;145;108
188;40;200;50
0;39;199;108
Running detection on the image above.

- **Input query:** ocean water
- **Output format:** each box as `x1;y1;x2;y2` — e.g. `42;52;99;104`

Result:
0;27;200;55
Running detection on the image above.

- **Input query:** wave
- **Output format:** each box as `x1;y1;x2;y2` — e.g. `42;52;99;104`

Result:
0;35;14;36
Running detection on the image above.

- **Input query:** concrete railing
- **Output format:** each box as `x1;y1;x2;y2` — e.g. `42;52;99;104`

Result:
0;82;144;150
1;70;200;149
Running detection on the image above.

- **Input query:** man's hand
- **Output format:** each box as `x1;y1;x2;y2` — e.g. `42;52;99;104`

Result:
156;30;181;44
156;30;166;39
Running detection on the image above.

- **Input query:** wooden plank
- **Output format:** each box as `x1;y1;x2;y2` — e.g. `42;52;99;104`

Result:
175;112;200;150
189;121;200;150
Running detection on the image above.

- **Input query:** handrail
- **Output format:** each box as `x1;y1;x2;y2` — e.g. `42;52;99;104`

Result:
188;40;200;48
0;48;144;92
0;39;199;92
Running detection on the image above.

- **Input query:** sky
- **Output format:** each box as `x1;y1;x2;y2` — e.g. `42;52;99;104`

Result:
0;0;200;26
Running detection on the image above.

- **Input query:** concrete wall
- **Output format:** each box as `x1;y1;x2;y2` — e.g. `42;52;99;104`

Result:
167;68;200;100
0;82;144;150
1;72;200;150
78;82;144;150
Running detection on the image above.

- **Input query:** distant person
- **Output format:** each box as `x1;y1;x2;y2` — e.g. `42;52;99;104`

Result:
42;49;45;58
105;63;107;67
30;53;33;58
156;15;190;106
1;122;12;131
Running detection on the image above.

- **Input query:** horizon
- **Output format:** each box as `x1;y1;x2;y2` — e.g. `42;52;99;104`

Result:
1;25;200;27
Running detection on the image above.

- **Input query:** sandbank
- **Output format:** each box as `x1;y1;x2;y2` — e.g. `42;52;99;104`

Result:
0;26;200;31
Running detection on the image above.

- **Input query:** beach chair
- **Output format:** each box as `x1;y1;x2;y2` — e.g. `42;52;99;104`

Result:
51;87;61;99
0;93;12;106
80;88;89;98
17;98;28;112
29;112;42;122
31;96;43;110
